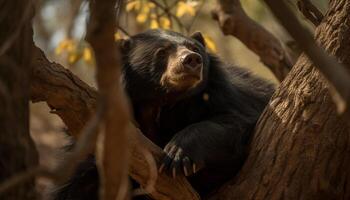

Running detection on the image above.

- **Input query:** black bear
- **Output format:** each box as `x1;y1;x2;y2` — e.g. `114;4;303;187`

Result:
54;29;274;199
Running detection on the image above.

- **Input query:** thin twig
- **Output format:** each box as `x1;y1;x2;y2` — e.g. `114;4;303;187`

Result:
161;0;174;29
186;0;206;34
118;26;131;37
264;0;350;114
148;0;186;32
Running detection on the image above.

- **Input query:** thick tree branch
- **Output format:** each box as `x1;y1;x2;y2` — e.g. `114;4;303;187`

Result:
31;49;98;137
263;0;350;115
212;0;293;81
86;0;130;199
30;47;199;200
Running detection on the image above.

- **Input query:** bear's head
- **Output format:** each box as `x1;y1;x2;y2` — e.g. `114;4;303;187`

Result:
119;29;209;103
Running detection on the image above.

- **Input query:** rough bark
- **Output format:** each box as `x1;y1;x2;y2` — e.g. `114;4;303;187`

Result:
212;0;293;81
264;0;350;119
31;48;97;137
211;1;350;199
0;0;38;199
30;46;199;200
297;0;324;26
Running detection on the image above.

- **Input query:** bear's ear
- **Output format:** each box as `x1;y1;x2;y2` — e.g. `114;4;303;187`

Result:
190;31;205;47
117;38;132;54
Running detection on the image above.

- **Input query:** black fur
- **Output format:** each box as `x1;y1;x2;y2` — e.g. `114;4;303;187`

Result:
54;29;274;199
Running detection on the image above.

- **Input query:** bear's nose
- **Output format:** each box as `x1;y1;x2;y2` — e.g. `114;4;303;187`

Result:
182;53;202;70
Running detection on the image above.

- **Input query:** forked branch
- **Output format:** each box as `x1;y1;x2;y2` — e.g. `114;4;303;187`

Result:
212;0;293;81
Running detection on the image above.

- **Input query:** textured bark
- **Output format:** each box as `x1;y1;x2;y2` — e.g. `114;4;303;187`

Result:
264;0;350;117
297;0;324;26
30;47;199;200
211;1;350;199
0;0;38;199
212;0;293;81
31;48;97;138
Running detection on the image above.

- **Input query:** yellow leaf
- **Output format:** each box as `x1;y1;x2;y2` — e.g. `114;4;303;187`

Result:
68;53;80;64
160;17;171;29
150;19;159;29
136;13;148;23
150;13;157;19
126;1;141;12
141;3;150;14
83;47;93;63
66;42;75;52
176;1;196;17
55;45;64;55
114;32;122;41
55;39;75;55
203;34;217;53
147;2;155;8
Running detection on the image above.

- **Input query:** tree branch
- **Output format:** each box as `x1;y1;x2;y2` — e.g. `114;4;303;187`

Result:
212;0;293;81
297;0;324;26
86;0;130;199
30;47;199;200
263;0;350;115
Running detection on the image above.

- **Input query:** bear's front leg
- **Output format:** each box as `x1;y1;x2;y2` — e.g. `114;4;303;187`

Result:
159;120;249;178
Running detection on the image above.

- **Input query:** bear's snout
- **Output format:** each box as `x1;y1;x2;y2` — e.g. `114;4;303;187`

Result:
181;52;202;71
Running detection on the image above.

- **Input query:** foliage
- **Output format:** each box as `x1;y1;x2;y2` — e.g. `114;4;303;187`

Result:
55;0;217;66
55;39;93;65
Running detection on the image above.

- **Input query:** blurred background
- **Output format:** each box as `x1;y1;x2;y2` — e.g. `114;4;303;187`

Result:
30;0;328;197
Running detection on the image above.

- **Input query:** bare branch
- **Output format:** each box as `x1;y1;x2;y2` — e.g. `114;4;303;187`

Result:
118;26;131;37
297;0;324;26
212;0;293;81
263;0;350;114
31;48;98;138
86;0;130;199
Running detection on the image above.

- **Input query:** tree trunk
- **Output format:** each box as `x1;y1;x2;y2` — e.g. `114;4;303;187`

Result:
0;1;38;199
212;1;350;199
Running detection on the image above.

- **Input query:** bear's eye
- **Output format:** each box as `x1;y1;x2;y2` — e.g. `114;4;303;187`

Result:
188;45;200;53
155;48;166;57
